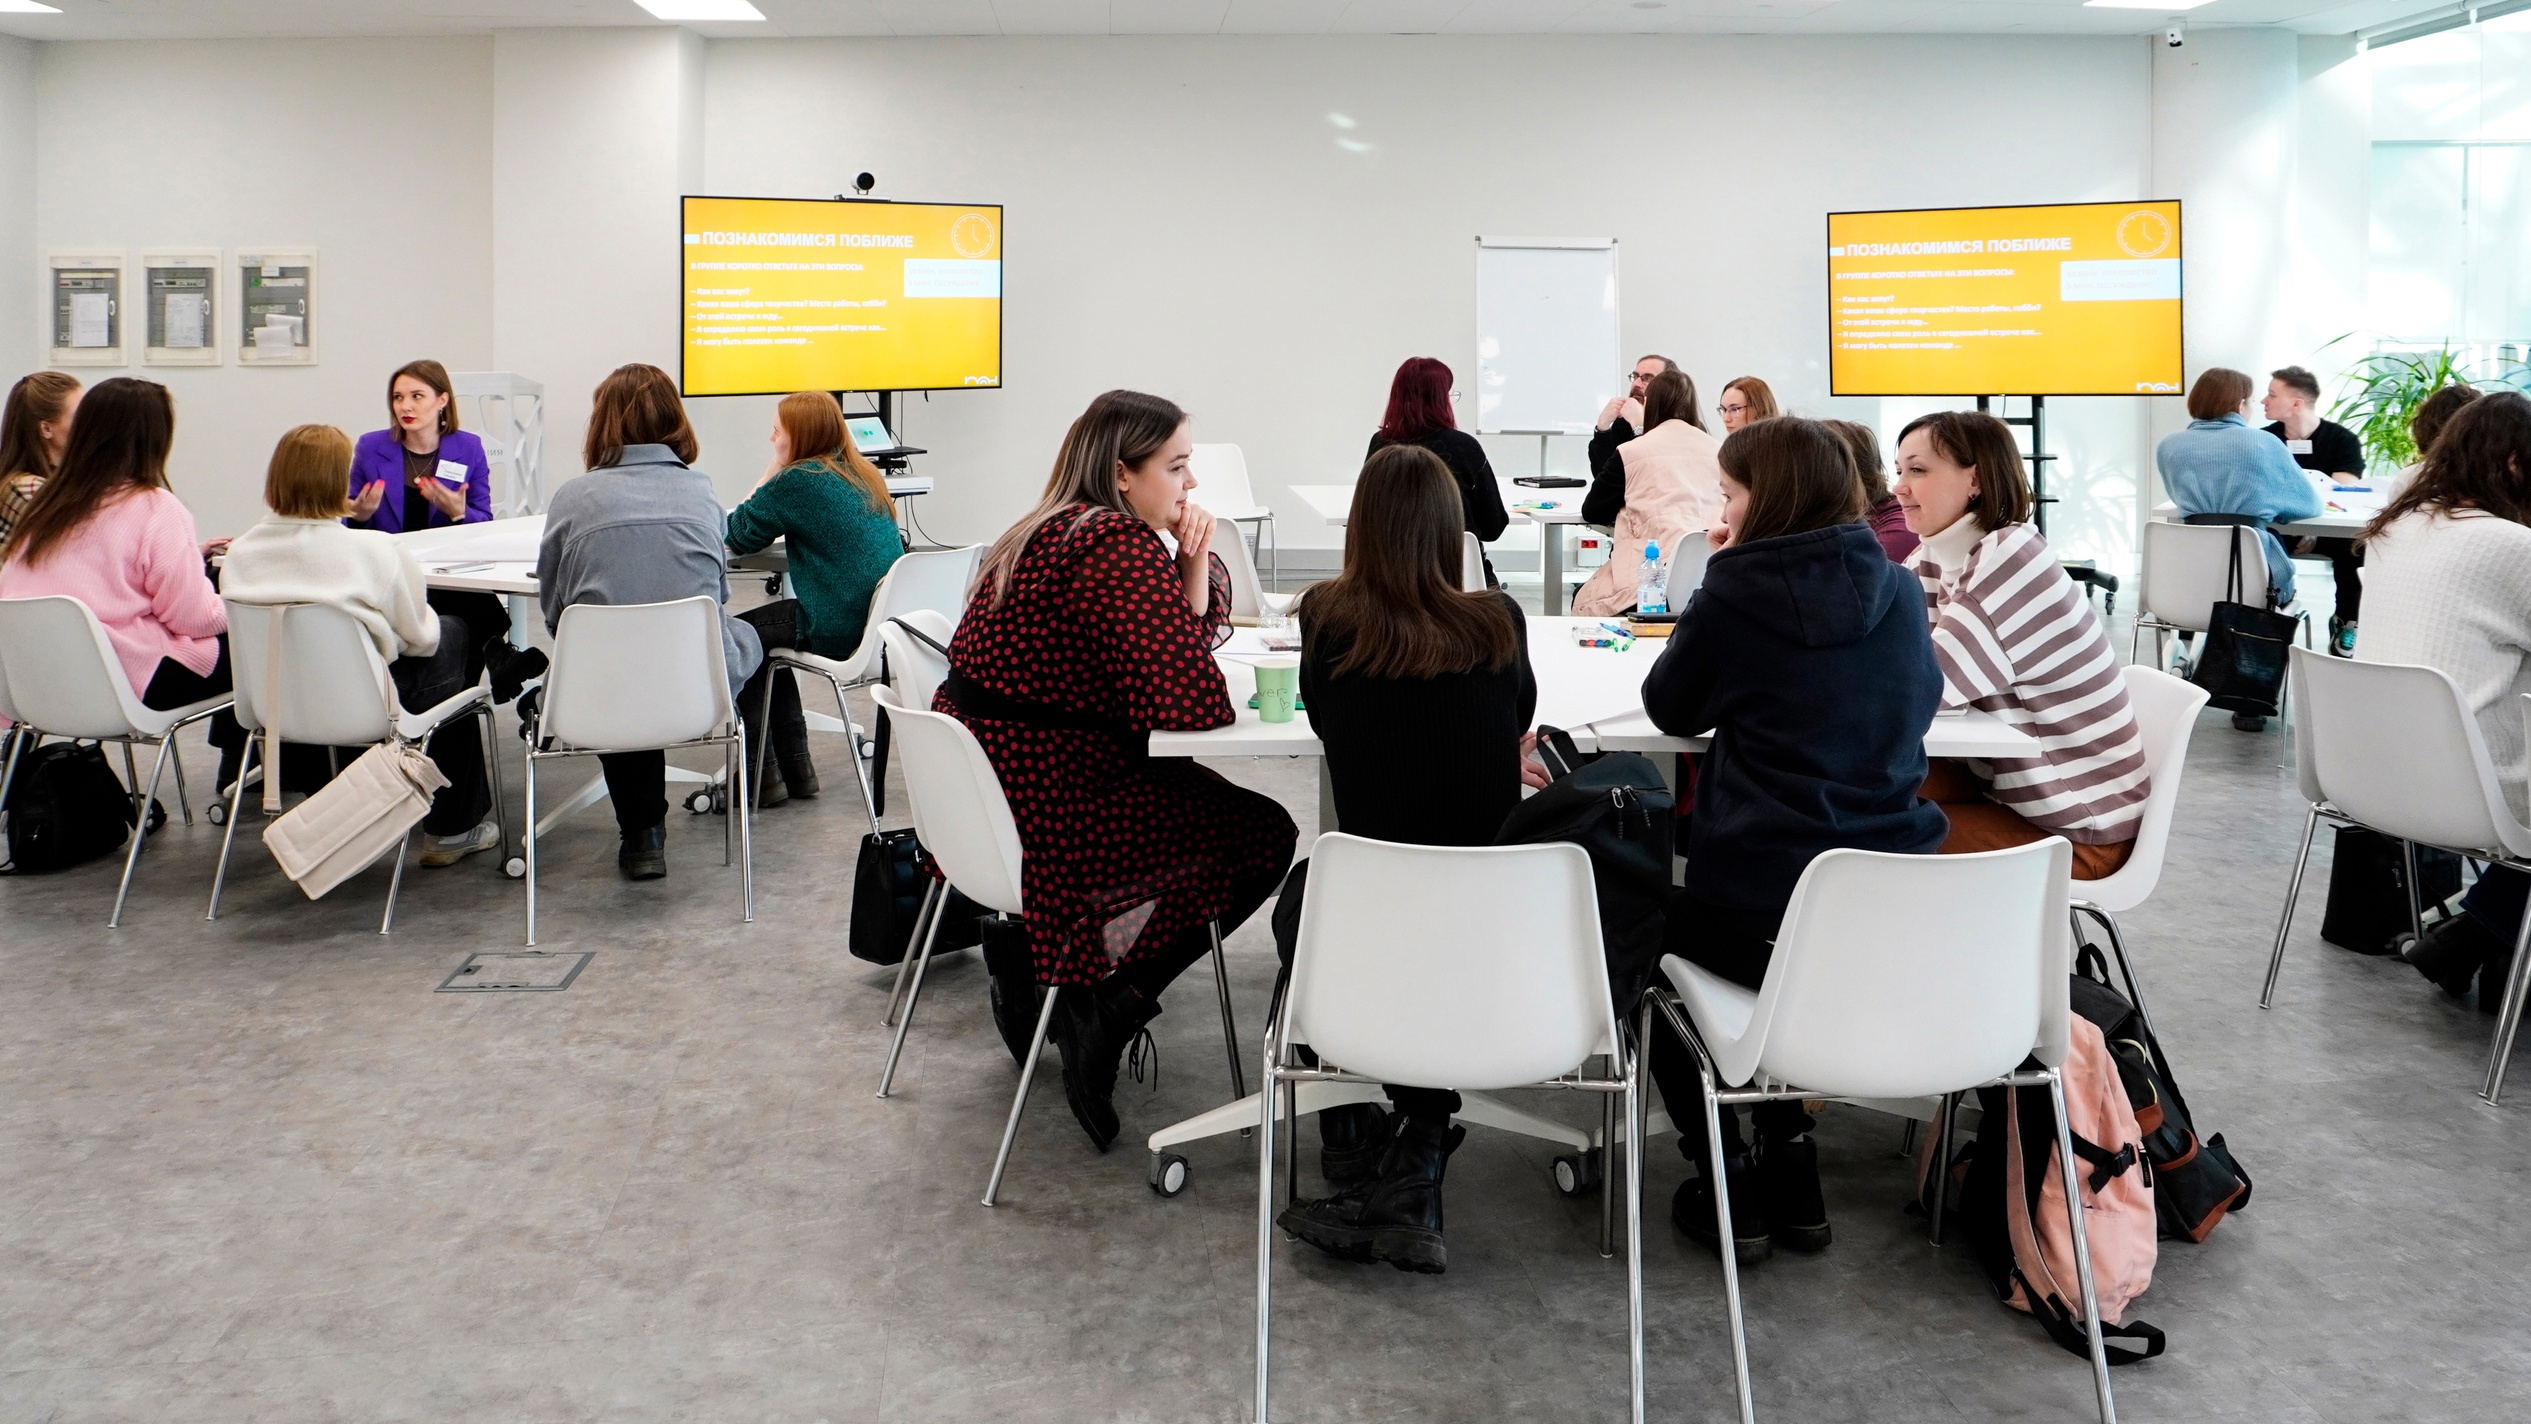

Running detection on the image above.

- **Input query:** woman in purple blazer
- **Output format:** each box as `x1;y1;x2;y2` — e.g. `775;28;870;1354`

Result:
347;361;543;754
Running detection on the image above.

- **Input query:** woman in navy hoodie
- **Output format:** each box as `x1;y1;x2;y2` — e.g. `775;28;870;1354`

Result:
1639;415;1947;1265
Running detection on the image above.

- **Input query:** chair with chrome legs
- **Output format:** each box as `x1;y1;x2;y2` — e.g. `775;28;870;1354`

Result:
2261;648;2531;1103
1256;832;1643;1423
748;545;980;826
1650;838;2121;1424
867;684;1250;1208
206;601;509;933
874;613;956;1031
523;596;753;947
0;595;224;927
2065;666;2210;1057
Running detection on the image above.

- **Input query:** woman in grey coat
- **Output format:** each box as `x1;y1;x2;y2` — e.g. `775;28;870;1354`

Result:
534;363;762;879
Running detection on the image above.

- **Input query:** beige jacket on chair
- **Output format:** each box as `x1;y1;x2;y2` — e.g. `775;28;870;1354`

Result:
1571;419;1724;616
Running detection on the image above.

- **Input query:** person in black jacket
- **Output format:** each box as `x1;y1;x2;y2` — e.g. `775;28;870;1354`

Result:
1272;441;1547;1275
1639;416;1947;1265
1366;357;1510;581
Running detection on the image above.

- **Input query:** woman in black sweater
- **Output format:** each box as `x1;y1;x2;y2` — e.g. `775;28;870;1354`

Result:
1365;357;1511;581
1640;416;1946;1265
1273;441;1543;1275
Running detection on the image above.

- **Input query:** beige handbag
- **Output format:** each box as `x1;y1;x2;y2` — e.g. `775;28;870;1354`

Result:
252;605;451;900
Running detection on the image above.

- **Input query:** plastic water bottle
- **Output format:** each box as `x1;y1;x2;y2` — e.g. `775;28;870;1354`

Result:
1635;540;1669;616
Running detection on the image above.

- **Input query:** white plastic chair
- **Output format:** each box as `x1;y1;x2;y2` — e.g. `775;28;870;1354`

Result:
869;685;1249;1208
1461;531;1485;592
2066;667;2211;1055
1189;442;1277;586
524;596;751;947
0;595;225;926
1256;833;1642;1423
2260;647;2531;1103
1650;838;2113;1424
2133;520;2311;672
752;544;980;825
207;601;510;933
1213;520;1296;621
870;612;957;1029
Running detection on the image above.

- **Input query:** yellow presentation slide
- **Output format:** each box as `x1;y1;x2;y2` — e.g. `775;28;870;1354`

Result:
682;196;1002;396
1828;201;2182;397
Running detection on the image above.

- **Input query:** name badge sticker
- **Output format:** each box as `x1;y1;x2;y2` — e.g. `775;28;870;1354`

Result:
2287;439;2314;455
436;459;469;487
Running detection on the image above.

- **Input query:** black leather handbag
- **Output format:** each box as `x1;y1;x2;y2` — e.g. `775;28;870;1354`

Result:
848;828;985;965
1492;726;1675;1011
2186;528;2299;718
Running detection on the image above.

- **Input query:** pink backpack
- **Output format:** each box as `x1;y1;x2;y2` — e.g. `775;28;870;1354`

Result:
1923;1014;2167;1364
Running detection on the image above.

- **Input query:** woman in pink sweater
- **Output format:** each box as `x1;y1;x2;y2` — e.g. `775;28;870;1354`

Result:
0;378;230;716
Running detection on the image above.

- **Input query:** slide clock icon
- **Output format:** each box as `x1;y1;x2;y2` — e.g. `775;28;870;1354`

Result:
2116;209;2172;259
951;211;998;259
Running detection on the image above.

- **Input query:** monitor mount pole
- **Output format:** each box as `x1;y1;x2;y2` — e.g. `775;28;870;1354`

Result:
1977;394;2118;613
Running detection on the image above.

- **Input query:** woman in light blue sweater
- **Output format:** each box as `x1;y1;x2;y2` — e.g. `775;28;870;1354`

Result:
2156;366;2323;606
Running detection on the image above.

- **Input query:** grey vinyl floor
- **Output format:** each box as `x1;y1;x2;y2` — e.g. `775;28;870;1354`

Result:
4;622;2529;1422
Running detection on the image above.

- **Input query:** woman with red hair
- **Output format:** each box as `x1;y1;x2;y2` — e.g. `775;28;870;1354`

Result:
1366;358;1509;581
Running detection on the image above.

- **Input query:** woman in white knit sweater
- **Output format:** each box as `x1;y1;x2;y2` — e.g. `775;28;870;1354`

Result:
220;425;503;867
2360;392;2531;1011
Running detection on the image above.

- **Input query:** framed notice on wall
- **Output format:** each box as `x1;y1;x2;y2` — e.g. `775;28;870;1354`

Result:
48;252;126;367
237;249;315;365
141;251;221;367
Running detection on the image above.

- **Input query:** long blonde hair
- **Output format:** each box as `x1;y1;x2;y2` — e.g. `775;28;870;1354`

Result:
776;392;893;514
977;390;1186;606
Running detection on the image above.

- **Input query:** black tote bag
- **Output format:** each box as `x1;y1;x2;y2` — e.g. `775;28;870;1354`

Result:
2186;526;2299;718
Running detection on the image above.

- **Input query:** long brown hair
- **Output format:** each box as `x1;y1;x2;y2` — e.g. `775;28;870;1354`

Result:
979;389;1185;606
388;359;460;435
1722;417;1865;546
1642;369;1705;432
583;363;698;471
2;377;176;567
775;391;893;515
1296;444;1520;679
1896;409;2032;530
2363;391;2531;539
1820;418;1889;504
0;372;80;481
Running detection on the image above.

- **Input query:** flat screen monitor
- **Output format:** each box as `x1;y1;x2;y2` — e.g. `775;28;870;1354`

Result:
1827;200;2182;397
682;194;1002;397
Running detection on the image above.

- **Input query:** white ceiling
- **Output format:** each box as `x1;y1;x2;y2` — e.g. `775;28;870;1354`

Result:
0;0;2455;43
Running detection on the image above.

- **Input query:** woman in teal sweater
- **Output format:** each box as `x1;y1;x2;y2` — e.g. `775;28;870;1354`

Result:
727;392;904;806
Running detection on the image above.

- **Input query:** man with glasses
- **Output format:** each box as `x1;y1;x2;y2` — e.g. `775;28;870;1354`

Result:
1587;354;1679;487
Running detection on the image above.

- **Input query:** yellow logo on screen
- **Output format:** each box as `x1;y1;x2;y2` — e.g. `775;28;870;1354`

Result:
2116;210;2172;258
951;212;998;258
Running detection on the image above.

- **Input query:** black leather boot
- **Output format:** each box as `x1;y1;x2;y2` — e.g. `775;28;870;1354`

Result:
1673;1149;1771;1265
778;753;819;799
2404;910;2506;999
1755;1135;1832;1253
618;825;666;880
1278;1114;1462;1274
1317;1103;1391;1186
1052;980;1161;1152
750;755;789;809
484;639;547;706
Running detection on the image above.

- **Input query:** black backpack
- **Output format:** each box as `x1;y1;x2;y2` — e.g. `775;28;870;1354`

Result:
1;741;156;874
1493;726;1675;1011
2071;946;2253;1243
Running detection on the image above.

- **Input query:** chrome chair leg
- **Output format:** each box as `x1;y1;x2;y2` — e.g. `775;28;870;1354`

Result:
2047;1068;2121;1424
1624;1036;1647;1424
2479;897;2531;1105
735;728;754;923
206;739;259;921
2261;807;2322;1008
983;985;1061;1207
2401;839;2427;946
883;879;942;1027
379;825;413;935
108;737;174;928
878;888;951;1098
1600;1076;1617;1259
1253;1050;1283;1424
523;751;541;947
1209;921;1246;1101
167;738;192;826
478;703;511;868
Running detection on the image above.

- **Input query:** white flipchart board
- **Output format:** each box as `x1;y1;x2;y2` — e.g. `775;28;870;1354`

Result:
1475;238;1620;436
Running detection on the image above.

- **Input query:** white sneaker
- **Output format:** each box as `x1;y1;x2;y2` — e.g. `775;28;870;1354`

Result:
420;820;501;868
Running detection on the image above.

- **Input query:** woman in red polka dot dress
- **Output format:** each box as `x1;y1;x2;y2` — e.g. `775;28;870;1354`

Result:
941;390;1297;1151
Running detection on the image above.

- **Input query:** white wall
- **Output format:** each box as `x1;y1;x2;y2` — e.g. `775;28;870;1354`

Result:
697;34;2155;572
491;28;704;494
30;38;494;538
0;38;36;384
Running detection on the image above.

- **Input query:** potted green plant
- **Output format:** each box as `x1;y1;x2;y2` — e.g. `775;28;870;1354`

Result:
2328;345;2530;471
